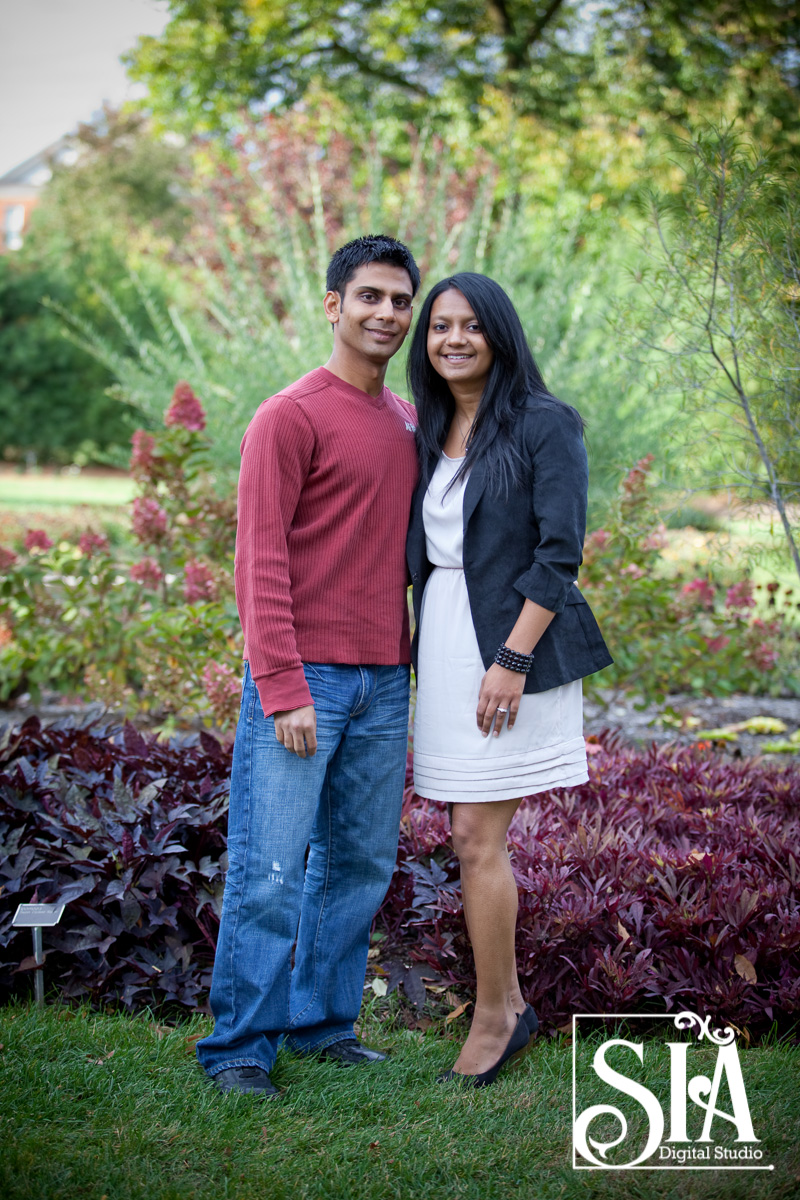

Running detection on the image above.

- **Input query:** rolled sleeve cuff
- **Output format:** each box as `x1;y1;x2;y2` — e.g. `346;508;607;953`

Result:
253;665;314;719
513;564;574;614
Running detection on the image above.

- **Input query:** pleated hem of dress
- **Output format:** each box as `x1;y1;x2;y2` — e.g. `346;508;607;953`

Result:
412;737;589;803
413;767;589;804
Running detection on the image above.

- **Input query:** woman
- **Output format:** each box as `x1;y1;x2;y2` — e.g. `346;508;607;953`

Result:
406;273;612;1087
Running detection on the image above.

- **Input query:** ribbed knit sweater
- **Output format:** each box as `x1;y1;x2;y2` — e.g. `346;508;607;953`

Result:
235;367;419;718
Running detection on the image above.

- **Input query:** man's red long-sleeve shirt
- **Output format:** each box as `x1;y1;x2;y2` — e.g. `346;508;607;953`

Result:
235;367;420;718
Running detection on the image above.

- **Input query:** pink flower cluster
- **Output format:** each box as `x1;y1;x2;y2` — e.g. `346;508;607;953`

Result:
78;532;110;556
183;559;217;603
582;528;612;568
202;660;241;725
752;642;779;672
130;430;158;478
24;529;54;553
748;618;780;673
165;382;206;432
621;453;655;497
680;577;717;610
0;546;18;571
130;558;163;590
725;580;756;610
705;634;731;654
641;522;668;552
132;497;169;546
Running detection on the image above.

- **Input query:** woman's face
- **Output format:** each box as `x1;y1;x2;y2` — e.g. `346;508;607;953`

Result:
427;289;494;393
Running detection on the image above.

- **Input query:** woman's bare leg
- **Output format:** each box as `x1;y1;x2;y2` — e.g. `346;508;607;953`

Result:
457;877;526;1018
449;797;525;1075
448;801;526;1019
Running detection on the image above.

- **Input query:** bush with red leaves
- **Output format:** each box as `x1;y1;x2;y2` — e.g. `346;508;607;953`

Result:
382;740;800;1038
2;719;799;1036
0;717;230;1011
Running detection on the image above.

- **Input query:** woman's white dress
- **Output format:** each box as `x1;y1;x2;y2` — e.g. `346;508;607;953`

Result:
413;453;589;803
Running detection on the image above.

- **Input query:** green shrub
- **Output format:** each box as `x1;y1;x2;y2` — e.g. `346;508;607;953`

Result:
1;384;792;720
0;385;240;727
0;257;134;464
582;457;798;701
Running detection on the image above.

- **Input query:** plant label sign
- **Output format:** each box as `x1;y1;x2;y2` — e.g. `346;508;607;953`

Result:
572;1011;773;1171
12;903;66;928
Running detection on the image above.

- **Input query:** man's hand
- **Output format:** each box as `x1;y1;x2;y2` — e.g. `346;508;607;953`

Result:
274;705;317;757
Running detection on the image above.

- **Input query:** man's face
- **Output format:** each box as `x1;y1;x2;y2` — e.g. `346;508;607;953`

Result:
324;263;414;363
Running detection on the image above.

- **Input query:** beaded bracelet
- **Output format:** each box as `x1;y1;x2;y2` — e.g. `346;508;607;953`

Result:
494;643;535;673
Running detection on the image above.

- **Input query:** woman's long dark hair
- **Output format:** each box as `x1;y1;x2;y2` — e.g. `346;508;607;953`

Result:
407;272;583;497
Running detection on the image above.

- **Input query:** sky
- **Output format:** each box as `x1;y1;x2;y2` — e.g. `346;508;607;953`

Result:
0;0;170;178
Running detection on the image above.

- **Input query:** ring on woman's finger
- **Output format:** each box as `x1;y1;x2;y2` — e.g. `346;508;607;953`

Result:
497;707;508;714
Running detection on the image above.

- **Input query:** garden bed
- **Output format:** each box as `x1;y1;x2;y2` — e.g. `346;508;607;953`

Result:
584;690;800;759
1;716;798;1039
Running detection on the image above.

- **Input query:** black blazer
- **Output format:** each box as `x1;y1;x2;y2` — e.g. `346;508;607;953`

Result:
406;396;613;694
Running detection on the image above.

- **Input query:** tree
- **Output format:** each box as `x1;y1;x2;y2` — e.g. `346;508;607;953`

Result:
0;257;134;463
25;106;189;268
623;125;800;580
62;111;665;512
0;109;191;463
126;0;800;152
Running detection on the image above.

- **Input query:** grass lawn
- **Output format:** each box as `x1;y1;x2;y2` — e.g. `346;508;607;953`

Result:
0;468;134;548
2;1002;799;1200
661;504;800;597
0;468;135;510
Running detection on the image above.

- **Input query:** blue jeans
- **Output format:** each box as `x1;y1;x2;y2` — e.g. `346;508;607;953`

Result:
196;661;410;1077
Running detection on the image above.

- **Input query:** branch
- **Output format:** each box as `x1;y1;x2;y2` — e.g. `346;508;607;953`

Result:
704;274;800;583
488;0;567;70
311;40;432;98
528;0;567;48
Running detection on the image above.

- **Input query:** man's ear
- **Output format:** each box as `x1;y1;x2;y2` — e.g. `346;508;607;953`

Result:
323;289;341;328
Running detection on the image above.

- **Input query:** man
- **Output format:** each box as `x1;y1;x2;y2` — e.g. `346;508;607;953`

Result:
197;235;421;1097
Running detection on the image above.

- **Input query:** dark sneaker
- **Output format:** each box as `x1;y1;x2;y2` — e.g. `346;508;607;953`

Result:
318;1038;387;1065
212;1065;279;1098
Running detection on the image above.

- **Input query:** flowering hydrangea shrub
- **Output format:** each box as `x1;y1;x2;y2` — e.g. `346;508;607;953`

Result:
0;384;241;727
23;530;53;554
165;381;207;432
680;578;717;611
202;661;241;727
580;457;796;699
131;497;169;546
129;430;159;481
0;419;794;724
183;559;217;604
129;557;164;590
77;532;110;557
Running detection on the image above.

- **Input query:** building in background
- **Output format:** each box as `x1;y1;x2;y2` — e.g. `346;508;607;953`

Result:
0;139;76;251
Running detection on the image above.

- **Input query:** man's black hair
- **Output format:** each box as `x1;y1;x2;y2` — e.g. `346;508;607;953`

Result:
326;235;421;298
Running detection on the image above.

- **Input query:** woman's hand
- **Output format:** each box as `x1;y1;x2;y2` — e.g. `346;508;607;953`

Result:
476;664;526;737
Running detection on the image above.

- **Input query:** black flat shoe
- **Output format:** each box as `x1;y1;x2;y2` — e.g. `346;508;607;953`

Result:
212;1065;279;1098
437;1014;530;1089
318;1038;387;1065
520;1003;539;1036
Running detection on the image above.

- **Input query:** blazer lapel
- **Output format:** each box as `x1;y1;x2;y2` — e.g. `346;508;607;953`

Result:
462;457;488;530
